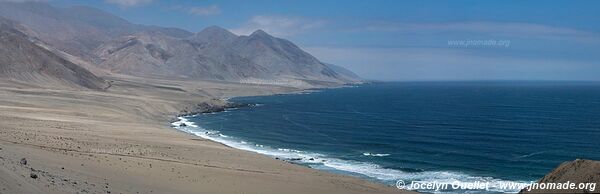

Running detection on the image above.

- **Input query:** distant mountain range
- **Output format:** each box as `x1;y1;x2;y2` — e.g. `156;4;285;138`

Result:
0;2;190;62
0;2;361;89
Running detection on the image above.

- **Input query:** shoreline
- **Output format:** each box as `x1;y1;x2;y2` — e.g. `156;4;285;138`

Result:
172;83;540;194
0;77;410;194
2;77;597;193
167;83;422;188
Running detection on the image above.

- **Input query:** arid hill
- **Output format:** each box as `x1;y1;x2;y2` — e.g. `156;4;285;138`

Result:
0;2;361;87
0;18;106;90
520;159;600;193
94;27;359;87
0;1;191;62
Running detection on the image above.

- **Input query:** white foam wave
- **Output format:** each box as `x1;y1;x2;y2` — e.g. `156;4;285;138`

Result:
171;117;198;127
172;116;529;193
363;152;391;157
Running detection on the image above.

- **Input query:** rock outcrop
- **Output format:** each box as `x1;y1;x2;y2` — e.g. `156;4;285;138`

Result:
520;159;600;193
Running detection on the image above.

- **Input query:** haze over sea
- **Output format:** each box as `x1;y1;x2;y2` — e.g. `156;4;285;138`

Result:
173;81;600;193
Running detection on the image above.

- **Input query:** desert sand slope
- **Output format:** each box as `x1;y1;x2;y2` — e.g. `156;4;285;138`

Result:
0;19;106;90
0;75;413;194
520;159;600;193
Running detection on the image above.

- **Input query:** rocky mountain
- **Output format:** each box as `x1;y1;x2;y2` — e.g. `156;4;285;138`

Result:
0;2;192;62
0;18;106;90
95;26;359;87
0;2;361;87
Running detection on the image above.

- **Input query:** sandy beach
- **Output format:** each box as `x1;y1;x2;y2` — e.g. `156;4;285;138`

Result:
0;75;411;194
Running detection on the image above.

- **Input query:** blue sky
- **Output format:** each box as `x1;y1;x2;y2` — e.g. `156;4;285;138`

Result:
52;0;600;81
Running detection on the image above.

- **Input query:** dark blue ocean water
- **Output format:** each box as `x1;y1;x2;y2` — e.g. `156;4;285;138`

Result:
173;82;600;193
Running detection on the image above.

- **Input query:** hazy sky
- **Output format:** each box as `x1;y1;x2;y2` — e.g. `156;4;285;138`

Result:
51;0;600;81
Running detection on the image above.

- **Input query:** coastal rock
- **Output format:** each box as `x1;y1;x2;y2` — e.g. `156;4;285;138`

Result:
178;101;253;117
20;158;27;165
520;159;600;193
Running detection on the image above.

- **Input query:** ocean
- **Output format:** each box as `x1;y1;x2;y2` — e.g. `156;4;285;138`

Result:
172;81;600;193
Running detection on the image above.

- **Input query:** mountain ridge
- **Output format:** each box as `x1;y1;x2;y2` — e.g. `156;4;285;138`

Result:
95;27;360;87
0;18;106;90
0;1;193;62
0;2;361;87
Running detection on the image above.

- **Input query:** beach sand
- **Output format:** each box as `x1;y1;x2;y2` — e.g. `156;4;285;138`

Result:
0;75;412;194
